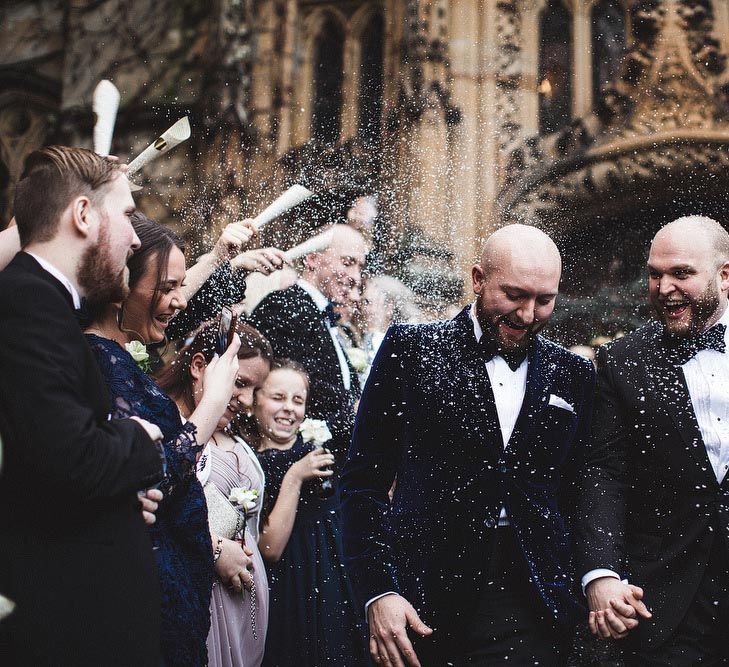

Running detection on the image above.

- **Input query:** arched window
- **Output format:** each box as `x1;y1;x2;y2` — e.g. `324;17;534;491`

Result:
591;0;626;110
357;13;384;146
312;16;345;145
538;0;572;135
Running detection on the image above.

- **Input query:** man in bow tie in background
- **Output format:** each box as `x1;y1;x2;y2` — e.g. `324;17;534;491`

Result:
250;223;368;459
578;216;729;665
340;224;597;666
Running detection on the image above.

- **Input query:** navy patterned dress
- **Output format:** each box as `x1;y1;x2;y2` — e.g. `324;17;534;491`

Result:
87;335;213;667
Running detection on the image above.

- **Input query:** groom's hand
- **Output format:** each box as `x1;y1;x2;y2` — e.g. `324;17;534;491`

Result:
367;594;433;667
586;577;652;639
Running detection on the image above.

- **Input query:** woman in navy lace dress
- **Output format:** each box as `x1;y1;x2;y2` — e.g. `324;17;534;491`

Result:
85;213;244;666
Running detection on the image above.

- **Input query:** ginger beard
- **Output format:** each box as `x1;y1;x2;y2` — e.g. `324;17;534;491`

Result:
78;213;130;308
653;277;721;338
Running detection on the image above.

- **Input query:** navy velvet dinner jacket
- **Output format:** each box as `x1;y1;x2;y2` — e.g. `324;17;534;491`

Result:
340;307;595;649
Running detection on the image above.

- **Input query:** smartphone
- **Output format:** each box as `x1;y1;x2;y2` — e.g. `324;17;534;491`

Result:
216;306;237;355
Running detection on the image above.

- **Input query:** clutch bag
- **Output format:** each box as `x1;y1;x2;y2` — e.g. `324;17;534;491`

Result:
204;481;244;540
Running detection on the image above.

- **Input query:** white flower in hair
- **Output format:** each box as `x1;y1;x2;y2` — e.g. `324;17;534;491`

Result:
229;487;259;512
299;418;333;447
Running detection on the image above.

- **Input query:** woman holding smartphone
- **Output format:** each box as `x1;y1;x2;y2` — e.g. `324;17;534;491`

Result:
157;320;273;667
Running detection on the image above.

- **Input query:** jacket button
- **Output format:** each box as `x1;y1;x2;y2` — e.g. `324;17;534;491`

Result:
499;465;508;474
483;517;497;529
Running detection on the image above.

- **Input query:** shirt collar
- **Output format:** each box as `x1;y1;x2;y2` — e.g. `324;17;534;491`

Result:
25;252;81;309
297;278;329;312
469;302;483;342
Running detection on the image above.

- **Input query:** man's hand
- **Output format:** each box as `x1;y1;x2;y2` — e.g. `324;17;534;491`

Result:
586;577;652;639
129;416;163;443
231;247;288;275
138;488;163;525
213;220;256;263
368;594;433;667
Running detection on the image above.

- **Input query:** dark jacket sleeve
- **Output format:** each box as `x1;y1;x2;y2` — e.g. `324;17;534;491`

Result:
339;326;407;609
166;261;246;341
574;345;628;577
0;282;163;500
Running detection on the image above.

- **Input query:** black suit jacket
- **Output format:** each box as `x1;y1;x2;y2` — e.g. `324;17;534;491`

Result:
0;252;164;666
576;322;729;648
340;307;596;658
249;284;360;458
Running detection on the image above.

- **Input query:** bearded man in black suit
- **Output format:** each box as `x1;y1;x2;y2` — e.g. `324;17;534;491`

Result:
578;215;729;666
341;224;597;666
0;147;166;666
249;223;368;457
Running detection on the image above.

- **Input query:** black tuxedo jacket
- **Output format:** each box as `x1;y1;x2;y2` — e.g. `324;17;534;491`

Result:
339;307;596;657
0;252;164;666
249;284;360;457
576;322;729;648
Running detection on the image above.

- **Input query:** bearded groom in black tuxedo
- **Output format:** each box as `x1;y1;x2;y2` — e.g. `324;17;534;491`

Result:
340;225;597;666
578;216;729;666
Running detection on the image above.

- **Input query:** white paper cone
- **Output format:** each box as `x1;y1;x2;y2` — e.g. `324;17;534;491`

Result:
92;80;120;156
251;185;314;231
284;227;335;262
126;116;192;177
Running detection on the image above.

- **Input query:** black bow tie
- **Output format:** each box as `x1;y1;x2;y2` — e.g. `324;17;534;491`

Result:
478;334;528;372
322;302;341;327
667;323;726;365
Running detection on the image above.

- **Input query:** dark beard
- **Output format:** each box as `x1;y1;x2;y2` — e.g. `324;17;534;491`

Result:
77;218;129;308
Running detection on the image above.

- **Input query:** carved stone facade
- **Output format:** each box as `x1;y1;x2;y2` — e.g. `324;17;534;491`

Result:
2;0;729;332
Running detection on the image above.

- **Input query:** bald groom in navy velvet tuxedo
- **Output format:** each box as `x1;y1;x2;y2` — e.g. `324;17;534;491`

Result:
340;225;596;666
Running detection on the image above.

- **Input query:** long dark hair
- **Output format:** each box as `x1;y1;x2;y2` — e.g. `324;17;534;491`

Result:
155;318;274;416
84;211;184;328
127;212;185;319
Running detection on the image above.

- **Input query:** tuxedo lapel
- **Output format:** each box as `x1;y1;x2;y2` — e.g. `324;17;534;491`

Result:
506;337;551;452
453;308;502;446
646;342;719;489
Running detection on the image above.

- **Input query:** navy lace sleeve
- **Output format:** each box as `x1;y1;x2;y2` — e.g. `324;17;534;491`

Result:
86;334;203;500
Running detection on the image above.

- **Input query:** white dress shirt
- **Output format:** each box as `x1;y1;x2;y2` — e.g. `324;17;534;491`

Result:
25;252;81;309
681;305;729;484
469;305;527;525
296;279;351;391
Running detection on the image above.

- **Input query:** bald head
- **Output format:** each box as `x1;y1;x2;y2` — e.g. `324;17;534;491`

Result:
480;224;562;279
653;216;729;270
472;224;562;351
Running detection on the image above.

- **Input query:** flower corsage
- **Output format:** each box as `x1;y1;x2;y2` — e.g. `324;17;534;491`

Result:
229;487;259;512
125;340;151;373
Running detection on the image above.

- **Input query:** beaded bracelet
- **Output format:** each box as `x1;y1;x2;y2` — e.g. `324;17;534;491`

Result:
213;537;223;563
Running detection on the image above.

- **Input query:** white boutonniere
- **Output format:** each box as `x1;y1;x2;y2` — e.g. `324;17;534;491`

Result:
299;418;333;447
346;346;368;372
229;487;259;512
125;340;151;373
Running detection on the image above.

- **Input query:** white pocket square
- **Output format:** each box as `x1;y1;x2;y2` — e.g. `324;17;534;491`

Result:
548;394;575;413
